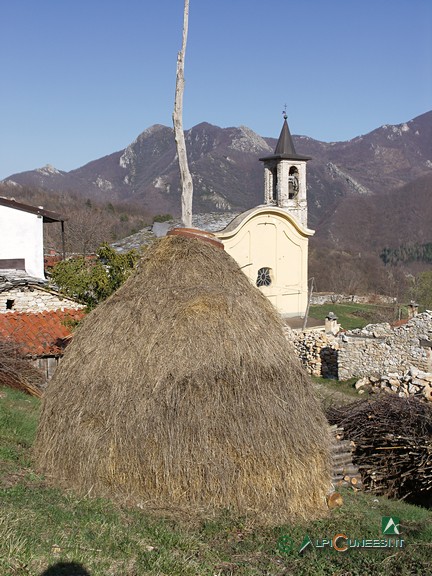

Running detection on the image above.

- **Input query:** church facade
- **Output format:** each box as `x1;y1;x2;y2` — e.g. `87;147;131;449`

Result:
215;115;313;318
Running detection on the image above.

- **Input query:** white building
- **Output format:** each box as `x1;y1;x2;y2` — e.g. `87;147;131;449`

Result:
0;197;65;280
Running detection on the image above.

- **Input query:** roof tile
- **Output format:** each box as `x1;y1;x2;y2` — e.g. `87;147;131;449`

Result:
0;309;86;357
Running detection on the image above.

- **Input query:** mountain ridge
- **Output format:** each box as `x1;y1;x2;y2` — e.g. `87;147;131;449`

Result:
2;110;431;254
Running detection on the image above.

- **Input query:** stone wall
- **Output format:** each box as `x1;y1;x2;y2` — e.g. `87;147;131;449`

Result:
310;293;396;306
0;286;85;313
287;312;432;382
338;312;432;380
289;329;338;378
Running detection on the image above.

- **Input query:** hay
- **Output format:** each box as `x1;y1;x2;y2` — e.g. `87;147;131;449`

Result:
35;235;331;523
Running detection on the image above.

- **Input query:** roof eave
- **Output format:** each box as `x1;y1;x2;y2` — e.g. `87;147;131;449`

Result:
259;153;312;162
0;197;66;222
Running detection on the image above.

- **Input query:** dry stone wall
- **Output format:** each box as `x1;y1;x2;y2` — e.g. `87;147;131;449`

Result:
287;312;432;385
288;329;338;378
0;286;85;313
338;312;432;380
310;293;396;306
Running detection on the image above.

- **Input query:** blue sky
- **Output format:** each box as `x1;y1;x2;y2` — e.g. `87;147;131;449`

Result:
1;0;431;179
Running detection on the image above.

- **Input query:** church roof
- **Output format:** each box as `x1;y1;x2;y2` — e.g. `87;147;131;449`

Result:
275;118;297;156
259;118;311;162
215;205;314;238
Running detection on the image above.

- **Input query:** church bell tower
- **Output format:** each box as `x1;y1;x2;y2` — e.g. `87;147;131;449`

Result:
259;113;311;228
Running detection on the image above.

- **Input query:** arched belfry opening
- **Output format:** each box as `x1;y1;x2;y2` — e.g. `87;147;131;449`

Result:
289;166;299;199
259;113;311;228
271;164;278;202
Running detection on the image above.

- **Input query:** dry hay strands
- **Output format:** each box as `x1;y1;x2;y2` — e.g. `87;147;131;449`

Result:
34;235;332;524
327;396;432;501
0;340;44;398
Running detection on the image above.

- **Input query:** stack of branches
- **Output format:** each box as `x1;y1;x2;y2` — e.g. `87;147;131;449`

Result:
327;395;432;504
0;339;44;398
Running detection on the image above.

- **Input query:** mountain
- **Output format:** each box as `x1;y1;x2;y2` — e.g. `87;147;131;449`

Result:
3;111;432;253
293;110;432;234
2;123;270;215
319;171;432;252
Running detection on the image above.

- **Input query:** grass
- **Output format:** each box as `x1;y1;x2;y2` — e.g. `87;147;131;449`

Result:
312;377;365;411
0;388;40;479
313;376;359;397
309;303;403;331
1;385;431;576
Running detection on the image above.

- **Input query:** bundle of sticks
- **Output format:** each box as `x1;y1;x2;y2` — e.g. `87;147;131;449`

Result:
0;340;44;398
327;395;432;502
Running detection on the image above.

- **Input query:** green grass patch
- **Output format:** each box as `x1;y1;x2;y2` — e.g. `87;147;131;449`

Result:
1;386;431;576
313;376;362;397
309;303;401;331
0;388;40;478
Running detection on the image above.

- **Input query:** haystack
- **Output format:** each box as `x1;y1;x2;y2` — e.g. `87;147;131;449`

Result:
35;234;331;522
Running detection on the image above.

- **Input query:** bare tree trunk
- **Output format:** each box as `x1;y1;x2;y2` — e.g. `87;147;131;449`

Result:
173;0;193;228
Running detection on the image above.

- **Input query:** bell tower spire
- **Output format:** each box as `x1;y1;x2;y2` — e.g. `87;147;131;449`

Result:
259;111;311;228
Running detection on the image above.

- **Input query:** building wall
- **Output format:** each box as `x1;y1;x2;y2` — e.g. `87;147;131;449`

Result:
32;356;60;384
0;205;44;279
287;312;432;380
337;314;432;379
0;286;85;313
216;206;312;317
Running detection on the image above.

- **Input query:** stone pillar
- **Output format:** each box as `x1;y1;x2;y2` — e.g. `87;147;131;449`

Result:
297;163;308;228
263;166;272;204
408;301;419;319
297;163;307;203
325;312;340;335
277;161;290;207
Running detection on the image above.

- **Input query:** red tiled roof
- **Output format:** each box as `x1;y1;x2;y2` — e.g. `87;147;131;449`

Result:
0;310;86;357
44;254;63;269
391;319;409;328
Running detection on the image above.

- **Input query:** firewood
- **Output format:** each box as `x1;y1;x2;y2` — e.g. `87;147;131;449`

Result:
327;396;432;500
326;492;343;509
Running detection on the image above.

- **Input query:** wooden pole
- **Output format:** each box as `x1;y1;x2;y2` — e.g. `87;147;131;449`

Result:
173;0;193;228
302;276;314;331
61;220;66;260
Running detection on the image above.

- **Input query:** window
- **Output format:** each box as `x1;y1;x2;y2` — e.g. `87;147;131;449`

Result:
271;166;278;202
288;166;299;199
6;299;15;310
256;267;272;287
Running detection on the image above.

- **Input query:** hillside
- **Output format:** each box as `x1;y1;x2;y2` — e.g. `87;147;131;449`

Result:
317;171;432;253
1;384;432;575
2;111;431;258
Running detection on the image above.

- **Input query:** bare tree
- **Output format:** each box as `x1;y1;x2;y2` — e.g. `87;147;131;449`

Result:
64;206;108;255
173;0;193;227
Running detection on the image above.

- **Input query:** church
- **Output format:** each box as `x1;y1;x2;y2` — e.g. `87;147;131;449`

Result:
215;114;314;318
